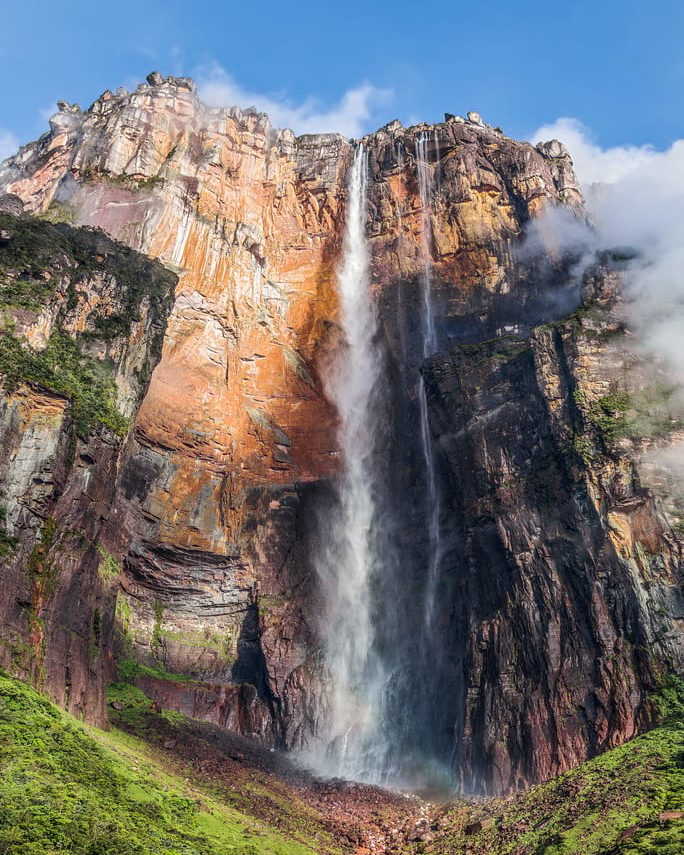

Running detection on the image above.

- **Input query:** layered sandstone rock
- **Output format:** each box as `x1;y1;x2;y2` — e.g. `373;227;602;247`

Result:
1;75;350;742
0;73;681;792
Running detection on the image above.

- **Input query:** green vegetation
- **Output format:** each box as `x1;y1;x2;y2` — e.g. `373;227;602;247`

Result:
0;210;176;437
0;275;56;310
534;302;614;339
106;684;341;854
0;527;17;555
113;593;213;688
0;671;318;855
110;677;684;855
585;389;631;444
0;211;175;339
97;544;121;580
40;200;77;225
117;658;197;685
114;593;188;685
0;327;129;436
571;381;683;456
0;636;34;673
80;168;165;194
156;627;236;658
0;507;17;556
536;298;682;458
107;682;188;725
0;667;680;855
115;592;132;634
569;387;631;453
151;600;165;653
430;677;684;855
624;383;684;439
26;516;59;605
568;433;596;466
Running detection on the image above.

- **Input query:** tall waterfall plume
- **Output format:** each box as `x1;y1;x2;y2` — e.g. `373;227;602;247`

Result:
308;145;390;781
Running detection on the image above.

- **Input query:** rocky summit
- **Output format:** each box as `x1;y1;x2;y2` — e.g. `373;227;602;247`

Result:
0;70;682;844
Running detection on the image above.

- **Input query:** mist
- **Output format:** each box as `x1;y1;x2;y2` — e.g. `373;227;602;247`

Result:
0;130;19;162
531;118;684;384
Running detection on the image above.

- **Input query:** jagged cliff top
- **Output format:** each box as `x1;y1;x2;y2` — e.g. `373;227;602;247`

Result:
0;69;583;221
5;70;573;165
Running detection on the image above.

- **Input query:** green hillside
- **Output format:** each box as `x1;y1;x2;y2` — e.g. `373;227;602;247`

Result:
0;672;322;855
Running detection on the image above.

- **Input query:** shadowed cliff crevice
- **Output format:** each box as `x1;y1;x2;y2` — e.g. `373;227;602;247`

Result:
232;599;285;747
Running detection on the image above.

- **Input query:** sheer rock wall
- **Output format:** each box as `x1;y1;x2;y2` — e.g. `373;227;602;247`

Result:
0;75;681;792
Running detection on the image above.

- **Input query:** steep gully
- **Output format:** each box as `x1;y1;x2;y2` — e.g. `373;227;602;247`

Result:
0;75;682;796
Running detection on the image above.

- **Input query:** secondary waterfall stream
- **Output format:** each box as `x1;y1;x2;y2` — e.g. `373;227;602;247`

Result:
415;132;443;630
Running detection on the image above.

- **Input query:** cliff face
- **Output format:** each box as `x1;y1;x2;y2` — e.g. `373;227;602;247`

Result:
424;272;684;791
0;74;681;793
1;76;350;744
0;202;175;723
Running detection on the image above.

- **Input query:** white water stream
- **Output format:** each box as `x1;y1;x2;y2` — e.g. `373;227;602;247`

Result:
415;132;443;629
308;145;389;781
305;137;449;789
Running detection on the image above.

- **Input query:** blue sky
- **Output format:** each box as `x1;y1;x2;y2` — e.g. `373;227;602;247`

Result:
1;0;682;156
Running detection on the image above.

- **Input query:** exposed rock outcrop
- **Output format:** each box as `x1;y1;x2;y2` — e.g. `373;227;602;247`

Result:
0;211;175;722
424;269;684;790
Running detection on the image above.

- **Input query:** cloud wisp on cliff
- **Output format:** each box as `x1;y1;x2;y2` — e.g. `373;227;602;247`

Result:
0;130;19;162
532;118;684;383
196;62;393;138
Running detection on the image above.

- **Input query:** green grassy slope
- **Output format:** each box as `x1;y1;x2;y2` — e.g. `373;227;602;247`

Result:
104;684;342;852
1;669;682;855
0;672;322;855
428;679;684;855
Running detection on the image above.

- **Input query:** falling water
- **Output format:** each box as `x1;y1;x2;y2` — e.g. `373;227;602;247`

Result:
415;132;443;628
432;128;442;190
308;145;389;781
302;136;455;791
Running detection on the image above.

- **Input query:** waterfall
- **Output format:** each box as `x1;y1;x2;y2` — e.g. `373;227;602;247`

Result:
415;132;443;629
303;137;453;792
307;145;389;781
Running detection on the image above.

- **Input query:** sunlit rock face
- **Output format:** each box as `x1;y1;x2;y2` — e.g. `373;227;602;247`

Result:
1;77;349;748
1;74;681;794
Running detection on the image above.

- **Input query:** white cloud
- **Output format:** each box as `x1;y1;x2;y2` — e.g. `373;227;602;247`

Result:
40;103;58;124
0;130;18;162
196;62;393;138
531;118;684;382
532;117;667;186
